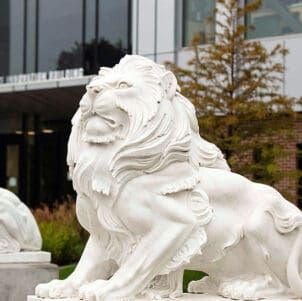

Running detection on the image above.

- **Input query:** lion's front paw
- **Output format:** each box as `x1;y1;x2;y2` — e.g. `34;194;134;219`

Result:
79;280;108;301
35;279;77;298
218;276;277;300
218;280;253;300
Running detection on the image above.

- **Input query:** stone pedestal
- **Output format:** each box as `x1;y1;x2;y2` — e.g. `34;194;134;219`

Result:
28;297;78;301
1;252;58;301
27;293;297;301
0;251;51;263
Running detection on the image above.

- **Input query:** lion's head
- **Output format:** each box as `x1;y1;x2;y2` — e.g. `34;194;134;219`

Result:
67;55;229;186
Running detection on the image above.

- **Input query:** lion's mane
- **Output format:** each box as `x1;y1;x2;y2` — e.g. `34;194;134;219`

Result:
67;55;229;190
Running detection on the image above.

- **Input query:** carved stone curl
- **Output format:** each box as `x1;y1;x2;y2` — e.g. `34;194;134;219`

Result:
35;55;302;300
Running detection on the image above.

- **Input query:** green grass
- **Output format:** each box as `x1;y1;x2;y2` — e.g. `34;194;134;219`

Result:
59;264;206;292
59;264;76;279
183;270;207;292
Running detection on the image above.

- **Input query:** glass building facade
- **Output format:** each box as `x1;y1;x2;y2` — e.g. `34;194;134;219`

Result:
0;0;131;207
182;0;302;46
0;0;131;77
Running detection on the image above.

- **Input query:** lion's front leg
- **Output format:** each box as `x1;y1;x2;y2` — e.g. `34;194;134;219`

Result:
35;235;116;299
81;219;197;301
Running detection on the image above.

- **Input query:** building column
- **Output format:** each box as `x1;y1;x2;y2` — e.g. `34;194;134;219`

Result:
19;114;29;205
32;114;41;207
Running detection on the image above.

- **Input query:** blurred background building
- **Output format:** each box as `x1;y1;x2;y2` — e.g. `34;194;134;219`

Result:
1;0;302;207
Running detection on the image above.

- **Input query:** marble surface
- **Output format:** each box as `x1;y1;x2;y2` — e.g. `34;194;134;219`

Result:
33;55;302;301
0;251;51;263
27;293;301;301
0;187;42;253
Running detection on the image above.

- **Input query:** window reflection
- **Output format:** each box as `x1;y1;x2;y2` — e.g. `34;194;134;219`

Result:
82;0;130;74
26;0;36;73
99;0;129;49
247;0;302;39
0;0;24;76
85;0;96;44
95;0;129;70
38;0;82;72
0;0;131;76
183;0;215;46
0;0;9;76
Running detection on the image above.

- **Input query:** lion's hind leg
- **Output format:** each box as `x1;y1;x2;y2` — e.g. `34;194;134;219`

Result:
263;188;302;297
217;204;294;300
220;190;302;300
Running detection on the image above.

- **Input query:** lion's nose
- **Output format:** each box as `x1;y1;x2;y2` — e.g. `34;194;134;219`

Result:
87;85;102;96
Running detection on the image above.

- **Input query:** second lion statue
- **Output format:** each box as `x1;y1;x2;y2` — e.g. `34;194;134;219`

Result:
35;55;302;301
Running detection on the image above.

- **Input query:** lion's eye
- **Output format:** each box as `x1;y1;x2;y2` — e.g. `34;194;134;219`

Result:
118;81;131;89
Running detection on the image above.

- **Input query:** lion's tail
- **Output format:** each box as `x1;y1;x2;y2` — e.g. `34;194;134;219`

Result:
287;226;302;297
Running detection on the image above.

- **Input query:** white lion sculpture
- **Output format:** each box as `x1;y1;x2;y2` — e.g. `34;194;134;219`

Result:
0;187;42;253
35;55;302;301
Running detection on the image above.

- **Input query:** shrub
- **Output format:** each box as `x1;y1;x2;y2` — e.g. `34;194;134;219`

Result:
32;199;88;265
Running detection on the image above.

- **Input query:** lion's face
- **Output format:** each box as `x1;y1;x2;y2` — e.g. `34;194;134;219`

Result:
79;76;130;144
79;59;164;145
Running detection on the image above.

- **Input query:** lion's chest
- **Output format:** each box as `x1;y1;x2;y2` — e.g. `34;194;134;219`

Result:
73;162;137;265
76;192;137;265
75;192;106;233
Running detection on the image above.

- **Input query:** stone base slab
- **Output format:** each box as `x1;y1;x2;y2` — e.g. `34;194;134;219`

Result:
1;262;58;301
0;251;51;263
27;293;298;301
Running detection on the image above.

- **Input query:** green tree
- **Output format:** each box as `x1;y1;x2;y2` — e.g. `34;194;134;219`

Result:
168;0;299;190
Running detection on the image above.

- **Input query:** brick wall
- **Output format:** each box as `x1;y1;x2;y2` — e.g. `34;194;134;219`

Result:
274;117;302;207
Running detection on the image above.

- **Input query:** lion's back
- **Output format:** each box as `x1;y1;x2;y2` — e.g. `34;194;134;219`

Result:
198;167;253;201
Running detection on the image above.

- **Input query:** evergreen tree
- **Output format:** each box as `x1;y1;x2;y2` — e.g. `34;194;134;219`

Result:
168;0;299;191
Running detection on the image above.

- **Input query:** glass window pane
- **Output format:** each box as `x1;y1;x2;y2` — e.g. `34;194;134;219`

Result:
97;0;129;67
99;0;129;48
26;0;36;73
0;0;10;76
183;0;215;46
247;0;302;39
9;0;24;75
38;0;82;71
0;0;24;76
85;0;96;44
83;0;96;75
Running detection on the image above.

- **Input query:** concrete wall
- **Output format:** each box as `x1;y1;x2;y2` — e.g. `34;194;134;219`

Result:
132;0;176;63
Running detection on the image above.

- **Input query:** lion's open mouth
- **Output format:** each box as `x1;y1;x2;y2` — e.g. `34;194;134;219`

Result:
84;114;114;132
82;116;123;144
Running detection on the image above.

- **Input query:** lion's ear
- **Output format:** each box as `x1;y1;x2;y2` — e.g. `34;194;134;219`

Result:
161;71;179;100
